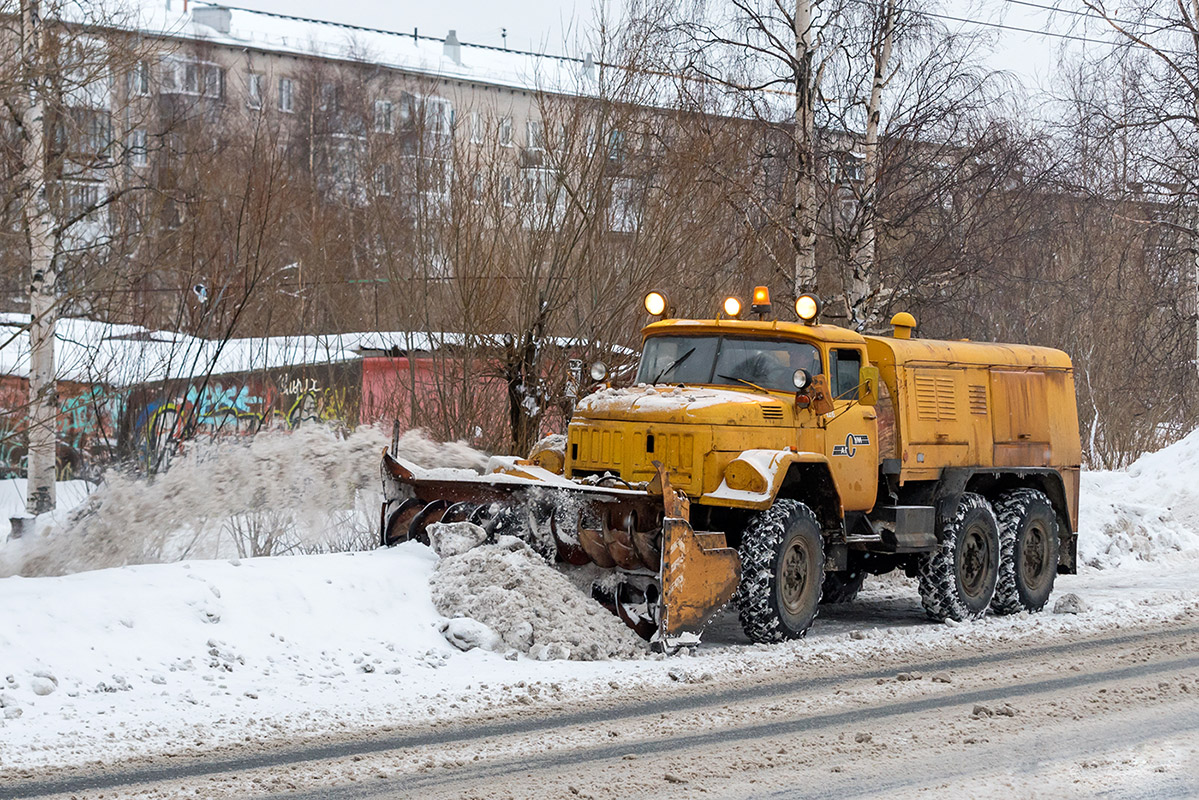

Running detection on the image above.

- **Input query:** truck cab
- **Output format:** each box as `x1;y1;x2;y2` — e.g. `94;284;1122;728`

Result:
567;317;880;513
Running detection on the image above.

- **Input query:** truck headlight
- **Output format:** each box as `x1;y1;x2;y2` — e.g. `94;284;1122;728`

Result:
795;294;820;323
644;291;668;316
724;460;768;494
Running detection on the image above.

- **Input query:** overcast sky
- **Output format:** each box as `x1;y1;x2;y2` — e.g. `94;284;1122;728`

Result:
207;0;1100;95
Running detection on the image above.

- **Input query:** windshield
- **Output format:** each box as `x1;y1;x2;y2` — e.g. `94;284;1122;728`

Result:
636;335;822;392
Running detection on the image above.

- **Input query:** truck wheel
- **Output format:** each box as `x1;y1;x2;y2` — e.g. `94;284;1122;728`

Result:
918;493;999;622
990;489;1060;614
820;570;865;604
736;499;825;643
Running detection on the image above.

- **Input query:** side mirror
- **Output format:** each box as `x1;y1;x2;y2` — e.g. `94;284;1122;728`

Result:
858;366;880;407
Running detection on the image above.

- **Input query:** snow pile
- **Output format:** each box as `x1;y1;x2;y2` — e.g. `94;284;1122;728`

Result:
427;521;489;558
530;433;567;456
0;427;488;577
1079;428;1199;569
430;535;648;661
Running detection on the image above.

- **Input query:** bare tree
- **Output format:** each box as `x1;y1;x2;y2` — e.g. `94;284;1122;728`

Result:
1;0;155;509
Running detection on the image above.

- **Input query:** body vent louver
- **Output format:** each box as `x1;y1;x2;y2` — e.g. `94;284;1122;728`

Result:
968;384;987;415
761;405;785;420
914;372;957;421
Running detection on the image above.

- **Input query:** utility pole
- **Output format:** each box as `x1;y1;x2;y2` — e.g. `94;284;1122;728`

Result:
21;0;57;515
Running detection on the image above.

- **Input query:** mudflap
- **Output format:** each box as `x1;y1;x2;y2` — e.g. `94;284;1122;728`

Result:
654;462;742;652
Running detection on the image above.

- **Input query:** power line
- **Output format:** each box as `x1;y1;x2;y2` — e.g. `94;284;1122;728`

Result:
1002;0;1161;33
191;1;589;65
73;275;536;294
898;2;1135;47
839;0;1193;58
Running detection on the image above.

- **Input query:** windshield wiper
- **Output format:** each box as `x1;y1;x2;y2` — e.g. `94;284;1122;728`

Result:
652;347;696;384
718;373;772;394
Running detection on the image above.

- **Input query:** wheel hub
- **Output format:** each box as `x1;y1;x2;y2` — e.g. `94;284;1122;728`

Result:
781;540;810;615
960;525;991;599
1021;523;1048;588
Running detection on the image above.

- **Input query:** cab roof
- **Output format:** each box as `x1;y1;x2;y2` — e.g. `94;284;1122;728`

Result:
642;318;868;346
643;318;1074;370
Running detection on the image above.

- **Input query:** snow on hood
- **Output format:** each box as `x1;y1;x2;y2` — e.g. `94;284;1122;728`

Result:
574;384;777;420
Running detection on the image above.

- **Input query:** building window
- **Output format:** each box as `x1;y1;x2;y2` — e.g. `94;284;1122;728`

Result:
470;111;482;143
57;179;107;234
182;61;199;93
526;119;543;152
399;92;414;125
501;175;513;206
830;152;864;184
160;57;223;98
611;176;641;232
204;64;224;99
247;73;263;109
130;61;149;96
472;172;483;201
498;116;512;146
319;82;338;112
373;163;393;196
57;109;112;158
278;78;295;113
607;129;624;162
374;100;394;133
128;129;148;166
426;97;453;137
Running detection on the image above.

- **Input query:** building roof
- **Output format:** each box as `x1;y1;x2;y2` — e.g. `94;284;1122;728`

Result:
0;315;628;387
128;1;601;98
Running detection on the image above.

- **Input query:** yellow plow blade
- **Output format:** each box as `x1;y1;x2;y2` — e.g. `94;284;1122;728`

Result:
655;462;742;649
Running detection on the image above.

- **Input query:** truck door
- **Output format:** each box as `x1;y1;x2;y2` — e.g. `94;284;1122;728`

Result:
823;347;879;512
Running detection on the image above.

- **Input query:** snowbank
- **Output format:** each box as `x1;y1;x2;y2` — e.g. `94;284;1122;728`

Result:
1078;428;1199;569
0;426;488;578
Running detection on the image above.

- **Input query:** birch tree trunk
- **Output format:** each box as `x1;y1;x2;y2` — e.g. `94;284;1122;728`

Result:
847;0;895;330
21;0;57;514
793;0;818;295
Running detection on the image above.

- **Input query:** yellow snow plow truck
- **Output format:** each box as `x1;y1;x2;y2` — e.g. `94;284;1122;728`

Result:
380;288;1081;650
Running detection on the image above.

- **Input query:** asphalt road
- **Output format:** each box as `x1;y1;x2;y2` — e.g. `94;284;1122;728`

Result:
10;622;1199;800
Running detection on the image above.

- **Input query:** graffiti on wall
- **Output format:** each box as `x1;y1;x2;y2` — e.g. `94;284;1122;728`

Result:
0;377;123;480
128;366;361;469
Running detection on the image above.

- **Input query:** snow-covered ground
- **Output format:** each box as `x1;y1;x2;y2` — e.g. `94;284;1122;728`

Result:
1;431;1198;774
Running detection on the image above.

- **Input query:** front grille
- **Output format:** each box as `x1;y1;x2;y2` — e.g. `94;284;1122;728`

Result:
575;428;624;466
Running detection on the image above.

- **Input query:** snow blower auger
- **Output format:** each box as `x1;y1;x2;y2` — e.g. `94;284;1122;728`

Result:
379;450;741;651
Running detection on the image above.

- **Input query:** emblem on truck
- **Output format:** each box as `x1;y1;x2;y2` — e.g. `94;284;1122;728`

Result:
833;433;871;457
